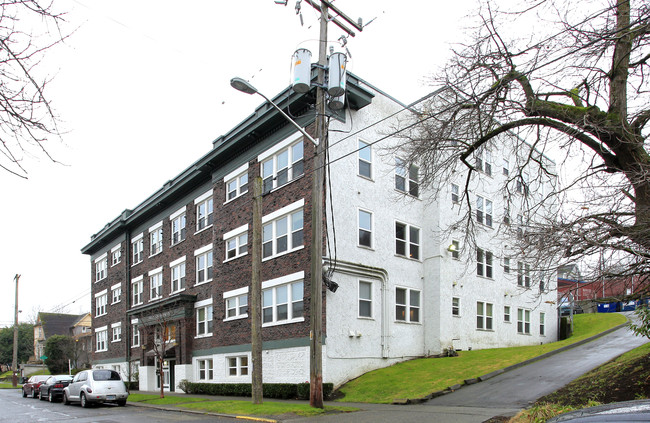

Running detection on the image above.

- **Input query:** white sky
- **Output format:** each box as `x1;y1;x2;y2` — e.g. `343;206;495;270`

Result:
0;0;475;327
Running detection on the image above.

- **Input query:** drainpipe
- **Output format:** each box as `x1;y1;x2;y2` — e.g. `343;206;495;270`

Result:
124;225;132;379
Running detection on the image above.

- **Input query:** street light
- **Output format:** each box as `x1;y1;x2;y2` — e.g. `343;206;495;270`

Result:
230;78;318;146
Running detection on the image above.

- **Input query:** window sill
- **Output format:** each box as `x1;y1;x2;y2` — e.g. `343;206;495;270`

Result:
357;245;374;251
111;301;121;305
131;344;141;349
394;320;421;325
262;317;304;327
195;279;212;287
357;174;374;182
194;225;213;236
131;261;143;267
149;251;162;259
149;297;163;303
261;246;304;262
224;314;248;322
110;262;122;268
111;339;121;343
357;316;374;320
264;174;304;195
131;302;144;309
224;252;248;263
476;329;494;332
170;239;186;248
95;349;108;353
452;314;461;318
170;289;186;296
194;333;213;339
95;277;106;283
517;332;532;336
223;192;247;205
394;188;421;200
394;254;421;262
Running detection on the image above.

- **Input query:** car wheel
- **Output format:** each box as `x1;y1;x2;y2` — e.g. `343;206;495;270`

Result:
63;392;70;405
117;399;126;407
32;388;38;398
38;390;44;401
48;391;54;402
80;392;89;408
22;388;27;398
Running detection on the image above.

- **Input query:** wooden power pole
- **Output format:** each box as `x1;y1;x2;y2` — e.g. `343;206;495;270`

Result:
251;177;264;404
12;274;20;387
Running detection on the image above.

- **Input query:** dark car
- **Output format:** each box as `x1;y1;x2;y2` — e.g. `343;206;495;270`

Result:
547;399;650;422
38;375;73;402
21;375;50;398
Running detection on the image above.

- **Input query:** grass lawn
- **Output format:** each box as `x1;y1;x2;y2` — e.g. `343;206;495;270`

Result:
0;382;20;389
337;313;627;403
177;400;358;417
128;393;209;404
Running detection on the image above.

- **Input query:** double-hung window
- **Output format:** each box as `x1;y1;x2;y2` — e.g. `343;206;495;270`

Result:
149;268;163;300
503;257;511;273
262;272;304;325
476;150;492;176
170;207;186;245
95;327;108;352
477;301;493;330
111;322;122;342
358;281;372;318
476;248;493;278
504;306;511;322
225;287;248;320
395;287;420;323
395;222;420;260
452;297;460;316
358;209;372;248
132;276;143;306
503;158;509;176
224;163;249;202
198;359;213;380
170;256;186;293
517;261;531;287
262;201;303;259
132;234;144;265
149;222;163;256
224;224;248;261
95;290;107;317
195;190;214;232
395;157;419;197
450;240;460;260
95;255;107;282
228;356;249;376
540;312;546;335
476;196;493;227
111;244;121;266
451;183;460;203
259;134;304;194
111;283;121;304
131;322;140;347
518;308;531;334
195;299;213;337
195;244;213;285
358;139;372;178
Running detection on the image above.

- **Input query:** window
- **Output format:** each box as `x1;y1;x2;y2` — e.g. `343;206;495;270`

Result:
226;233;248;260
196;302;213;337
95;256;107;282
476;196;493;227
131;323;140;347
517;262;531;287
395;287;420;323
518;308;531;334
225;165;249;201
504;206;511;225
196;191;214;232
358;209;372;248
95;292;107;317
195;245;213;285
132;276;143;306
395;157;419;197
228;356;249;377
262;279;304;325
111;323;122;342
450;240;460;260
504;306;511;322
111;246;121;266
261;138;304;193
111;284;121;304
540;312;546;336
503;158;509;176
132;235;144;265
262;210;303;259
95;328;107;352
358;281;372;318
171;209;186;245
476;150;492;176
149;224;163;256
451;183;460;203
503;257;510;274
149;269;163;300
477;301;493;330
477;248;493;278
198;359;213;380
452;297;460;316
395;222;420;260
170;258;186;293
516;174;528;195
358;139;372;178
225;293;248;320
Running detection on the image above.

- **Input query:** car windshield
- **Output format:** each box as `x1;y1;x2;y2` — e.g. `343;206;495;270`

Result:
92;370;121;381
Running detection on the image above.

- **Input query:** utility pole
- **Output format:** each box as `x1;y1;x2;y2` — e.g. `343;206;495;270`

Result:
251;177;264;404
12;274;20;387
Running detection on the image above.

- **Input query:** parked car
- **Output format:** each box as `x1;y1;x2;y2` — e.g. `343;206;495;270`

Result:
38;375;73;402
21;375;50;398
547;399;650;421
63;369;128;407
560;304;584;316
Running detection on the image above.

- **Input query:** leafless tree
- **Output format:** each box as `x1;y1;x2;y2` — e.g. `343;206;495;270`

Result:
0;0;67;178
396;0;650;295
139;308;177;399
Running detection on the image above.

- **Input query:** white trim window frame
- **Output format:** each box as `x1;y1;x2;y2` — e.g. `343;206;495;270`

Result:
224;287;248;321
358;281;372;318
503;158;509;176
111;283;122;304
258;133;304;194
395;287;421;323
111;322;122;342
476;301;494;330
504;305;511;323
224;163;249;202
262;272;304;326
358;139;372;179
477;248;494;278
95;327;108;352
195;299;213;338
451;239;460;260
540;312;546;335
452;297;460;316
395;157;419;197
358;208;373;249
197;358;213;380
476;149;492;176
227;355;250;377
395;221;420;260
170;207;187;246
131;275;144;307
111;244;122;266
170;256;186;294
518;308;531;334
517;261;531;287
476;195;493;227
95;254;107;282
131;320;140;348
95;290;108;317
132;233;144;265
451;183;460;204
224;224;249;262
149;222;163;257
195;190;214;233
149;267;163;301
195;244;213;285
262;201;304;260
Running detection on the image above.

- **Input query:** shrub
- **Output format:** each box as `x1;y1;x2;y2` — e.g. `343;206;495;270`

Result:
179;381;333;399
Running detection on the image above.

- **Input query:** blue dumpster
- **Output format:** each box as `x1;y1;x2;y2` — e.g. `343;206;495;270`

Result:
597;302;618;313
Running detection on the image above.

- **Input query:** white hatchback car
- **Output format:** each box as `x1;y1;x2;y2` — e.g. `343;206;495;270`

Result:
63;369;129;407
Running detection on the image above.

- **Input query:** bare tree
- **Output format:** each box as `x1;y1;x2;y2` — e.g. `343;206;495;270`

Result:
139;308;177;399
0;0;67;178
397;0;650;295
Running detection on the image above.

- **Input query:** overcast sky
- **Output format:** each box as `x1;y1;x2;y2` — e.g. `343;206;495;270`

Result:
0;0;475;327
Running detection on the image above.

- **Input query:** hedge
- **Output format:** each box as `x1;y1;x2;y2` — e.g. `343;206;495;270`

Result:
178;380;333;400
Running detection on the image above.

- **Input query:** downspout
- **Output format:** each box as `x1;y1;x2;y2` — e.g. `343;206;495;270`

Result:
124;225;132;377
323;259;389;358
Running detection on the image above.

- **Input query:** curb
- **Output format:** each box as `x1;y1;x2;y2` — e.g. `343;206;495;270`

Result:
392;319;630;405
127;400;278;423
